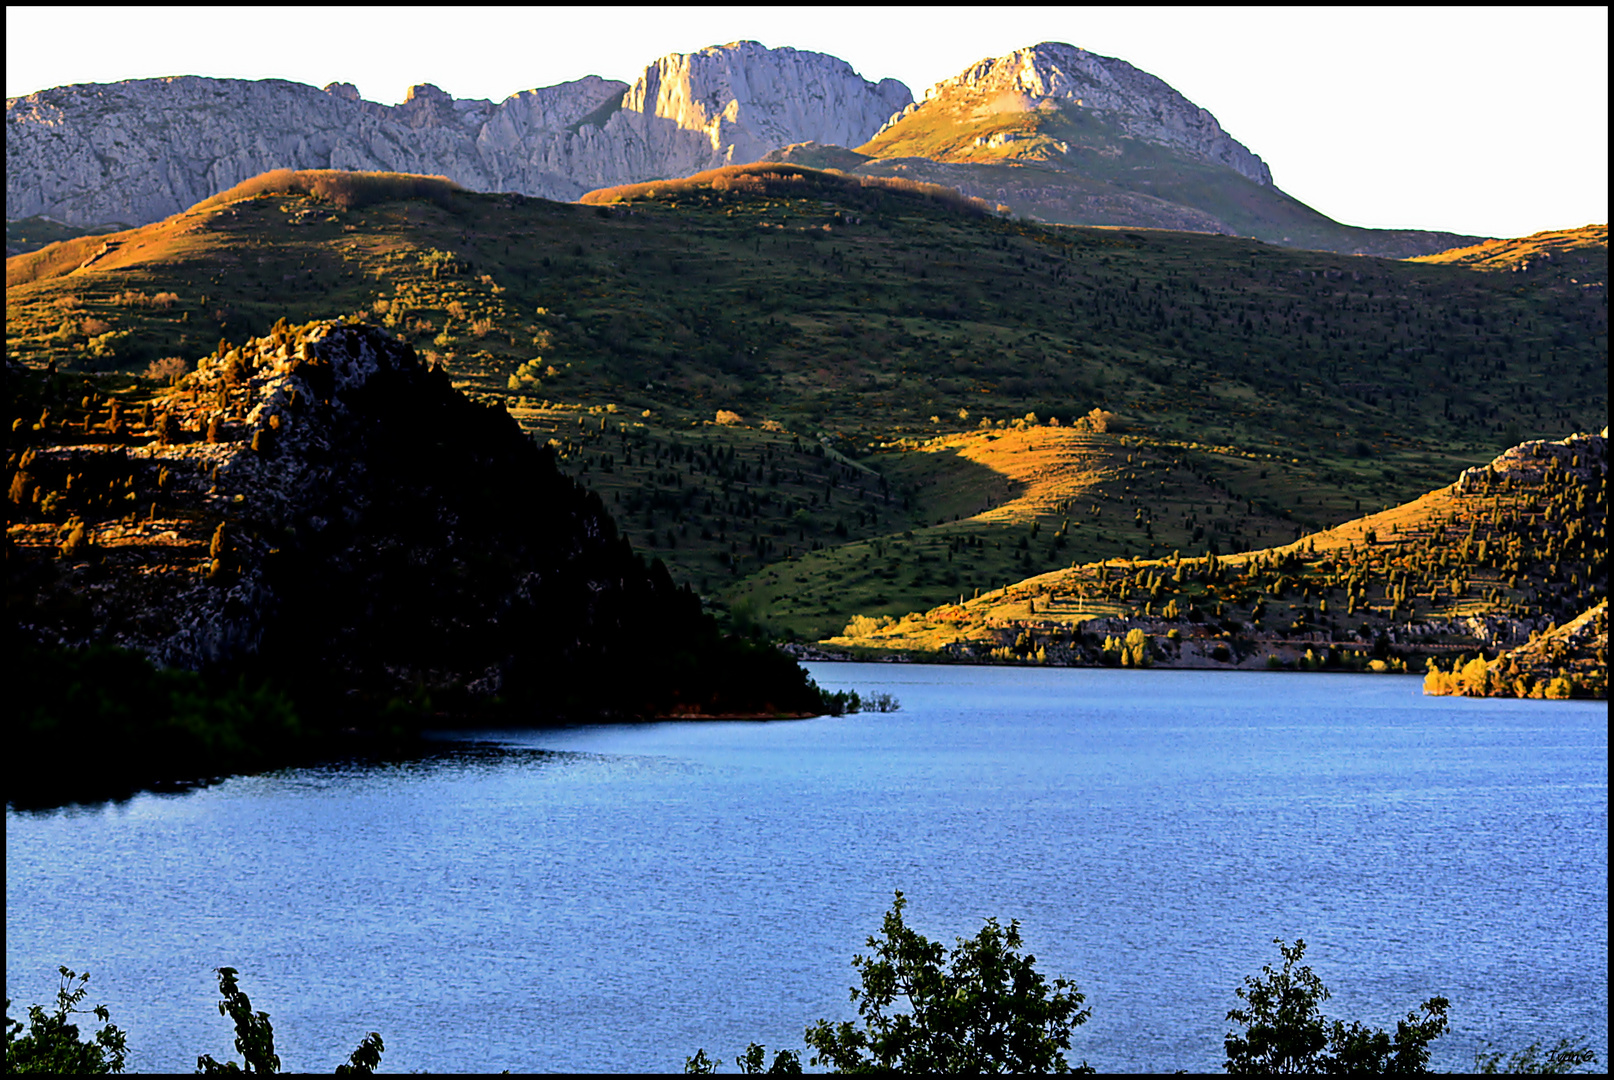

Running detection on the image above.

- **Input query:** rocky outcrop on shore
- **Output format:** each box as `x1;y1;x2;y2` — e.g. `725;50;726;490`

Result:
1426;599;1607;699
6;321;819;718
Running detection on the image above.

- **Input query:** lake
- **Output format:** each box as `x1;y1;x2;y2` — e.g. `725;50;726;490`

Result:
6;665;1607;1073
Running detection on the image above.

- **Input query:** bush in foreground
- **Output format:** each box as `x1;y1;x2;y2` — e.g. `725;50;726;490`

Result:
3;967;127;1074
688;900;1602;1074
4;966;382;1074
688;889;1091;1074
1223;937;1448;1073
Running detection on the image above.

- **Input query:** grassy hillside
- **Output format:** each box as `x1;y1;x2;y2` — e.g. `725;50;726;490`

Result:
851;91;1486;258
6;166;1607;635
1410;224;1607;279
820;431;1607;697
6;215;124;257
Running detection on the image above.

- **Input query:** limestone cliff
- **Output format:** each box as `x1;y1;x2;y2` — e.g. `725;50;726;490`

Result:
6;42;910;228
4;74;626;226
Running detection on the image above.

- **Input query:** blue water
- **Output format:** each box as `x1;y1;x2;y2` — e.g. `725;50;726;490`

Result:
6;666;1607;1073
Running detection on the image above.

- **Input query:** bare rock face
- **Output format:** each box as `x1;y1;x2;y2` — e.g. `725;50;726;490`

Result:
626;41;910;170
4;76;531;227
7;42;911;227
1455;430;1607;493
891;41;1272;186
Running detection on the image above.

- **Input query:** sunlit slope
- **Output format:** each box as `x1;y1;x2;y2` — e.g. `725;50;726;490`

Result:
1410;224;1606;282
819;431;1606;689
11;165;1602;462
722;424;1339;640
854;89;1483;257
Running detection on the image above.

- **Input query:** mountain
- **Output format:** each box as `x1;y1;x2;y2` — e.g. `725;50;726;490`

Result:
869;40;1273;185
4;41;909;230
5;317;821;721
814;42;1483;257
814;429;1607;698
4;166;1606;639
8;39;1482;257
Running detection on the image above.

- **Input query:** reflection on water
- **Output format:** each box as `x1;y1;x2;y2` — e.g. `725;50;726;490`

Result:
6;666;1607;1073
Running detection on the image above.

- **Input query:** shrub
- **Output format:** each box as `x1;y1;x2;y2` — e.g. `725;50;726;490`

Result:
1225;938;1449;1074
795;891;1088;1072
59;519;92;559
85;330;134;363
843;614;895;638
1072;408;1114;434
144;356;188;383
3;966;128;1074
1473;1038;1600;1073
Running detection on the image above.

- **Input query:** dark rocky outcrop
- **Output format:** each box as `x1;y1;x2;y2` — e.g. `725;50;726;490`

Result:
6;320;821;726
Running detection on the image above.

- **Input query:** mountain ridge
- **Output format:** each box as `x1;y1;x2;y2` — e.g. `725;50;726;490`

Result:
9;40;1481;256
5;41;909;229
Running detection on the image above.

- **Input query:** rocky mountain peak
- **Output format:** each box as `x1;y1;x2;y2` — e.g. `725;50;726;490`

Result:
919;41;1272;186
403;82;451;104
7;42;911;228
621;40;912;165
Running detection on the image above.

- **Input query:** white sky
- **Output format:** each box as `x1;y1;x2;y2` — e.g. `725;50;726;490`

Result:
6;5;1607;239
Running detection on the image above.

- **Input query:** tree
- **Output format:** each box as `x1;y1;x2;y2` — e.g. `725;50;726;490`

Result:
735;1042;802;1074
196;967;280;1074
1473;1037;1599;1074
155;410;182;445
683;1043;802;1074
801;890;1092;1073
1224;938;1449;1074
196;967;383;1075
3;967;128;1074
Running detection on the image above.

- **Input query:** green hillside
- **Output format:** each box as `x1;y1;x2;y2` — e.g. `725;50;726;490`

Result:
5;166;1607;637
824;431;1607;698
6;214;124;257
